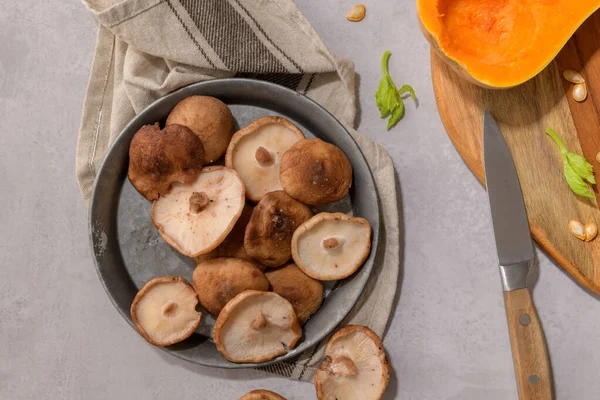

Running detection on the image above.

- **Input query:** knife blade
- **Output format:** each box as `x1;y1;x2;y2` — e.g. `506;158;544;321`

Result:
483;110;534;291
482;110;553;400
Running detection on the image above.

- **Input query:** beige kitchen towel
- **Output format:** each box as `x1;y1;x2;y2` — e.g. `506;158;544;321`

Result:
77;0;399;381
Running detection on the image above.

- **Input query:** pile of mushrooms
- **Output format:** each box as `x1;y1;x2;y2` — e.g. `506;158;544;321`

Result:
125;95;382;395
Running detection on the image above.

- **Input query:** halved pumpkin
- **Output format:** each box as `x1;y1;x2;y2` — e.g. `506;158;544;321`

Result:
418;0;600;88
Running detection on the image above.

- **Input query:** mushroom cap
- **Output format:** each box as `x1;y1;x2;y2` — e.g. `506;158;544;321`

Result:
245;191;313;267
192;257;270;316
225;116;305;202
213;290;302;363
279;138;352;205
291;213;372;280
130;276;201;347
152;166;245;257
128;123;205;200
314;325;390;400
265;263;323;325
166;96;234;163
239;390;287;400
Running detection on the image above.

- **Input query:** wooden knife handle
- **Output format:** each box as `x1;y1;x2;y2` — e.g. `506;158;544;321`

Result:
504;288;553;400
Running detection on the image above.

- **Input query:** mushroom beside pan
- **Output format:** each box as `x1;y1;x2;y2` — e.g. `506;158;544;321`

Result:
130;276;201;347
128;123;205;201
152;166;245;257
192;257;269;316
314;325;390;400
213;290;301;363
166;96;234;163
279;138;352;205
238;390;287;400
292;212;372;280
245;190;313;267
226;116;305;202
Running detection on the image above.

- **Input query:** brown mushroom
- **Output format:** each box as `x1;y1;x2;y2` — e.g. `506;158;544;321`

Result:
130;276;201;347
166;96;234;163
225;116;305;202
128;123;204;200
314;325;390;400
152;166;245;257
239;390;287;400
213;290;301;363
292;213;371;280
192;257;269;316
245;191;313;267
280;138;352;205
265;264;323;324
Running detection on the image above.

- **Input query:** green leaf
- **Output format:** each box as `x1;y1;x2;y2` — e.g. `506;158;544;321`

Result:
376;76;398;117
566;152;595;184
374;51;417;130
545;128;568;154
387;102;405;130
398;84;417;101
563;156;595;198
546;127;596;197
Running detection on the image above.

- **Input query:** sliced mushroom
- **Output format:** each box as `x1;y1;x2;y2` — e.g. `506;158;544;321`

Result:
265;263;323;324
192;257;269;316
280;138;352;205
239;390;287;400
245;191;313;267
213;290;301;363
292;213;371;280
128;123;204;200
314;325;390;400
166;96;234;163
225;116;305;202
152;166;245;257
130;276;201;347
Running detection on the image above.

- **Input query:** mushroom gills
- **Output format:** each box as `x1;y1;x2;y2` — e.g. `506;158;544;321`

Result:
226;117;305;201
315;326;389;400
152;167;245;257
131;277;201;346
293;213;371;280
213;290;301;363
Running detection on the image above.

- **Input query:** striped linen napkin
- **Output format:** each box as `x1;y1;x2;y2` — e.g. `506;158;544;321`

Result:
77;0;399;381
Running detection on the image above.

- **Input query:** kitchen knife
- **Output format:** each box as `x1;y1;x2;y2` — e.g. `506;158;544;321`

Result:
483;110;553;400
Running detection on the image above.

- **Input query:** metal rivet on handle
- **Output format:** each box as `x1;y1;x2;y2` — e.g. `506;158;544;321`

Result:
519;314;531;326
529;374;539;384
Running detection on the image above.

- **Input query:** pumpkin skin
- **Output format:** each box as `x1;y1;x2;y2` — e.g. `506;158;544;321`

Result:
418;0;600;88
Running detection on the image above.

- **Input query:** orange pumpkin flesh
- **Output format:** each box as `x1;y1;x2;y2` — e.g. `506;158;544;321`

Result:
418;0;600;88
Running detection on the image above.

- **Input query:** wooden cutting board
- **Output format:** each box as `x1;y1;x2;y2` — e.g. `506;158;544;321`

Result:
431;12;600;295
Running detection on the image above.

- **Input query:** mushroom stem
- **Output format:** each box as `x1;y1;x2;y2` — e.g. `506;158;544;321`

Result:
255;146;274;166
322;237;340;249
161;300;179;318
189;192;209;213
251;312;267;330
330;355;357;377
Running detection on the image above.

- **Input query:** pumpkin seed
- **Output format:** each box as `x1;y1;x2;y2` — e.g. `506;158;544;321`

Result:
569;220;586;240
563;69;585;84
346;4;366;21
585;222;598;242
572;83;587;102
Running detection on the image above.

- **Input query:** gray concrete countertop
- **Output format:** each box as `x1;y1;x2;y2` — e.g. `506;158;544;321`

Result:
1;1;599;399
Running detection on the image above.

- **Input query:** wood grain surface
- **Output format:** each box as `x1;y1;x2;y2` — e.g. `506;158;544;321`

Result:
431;12;600;296
504;288;553;399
